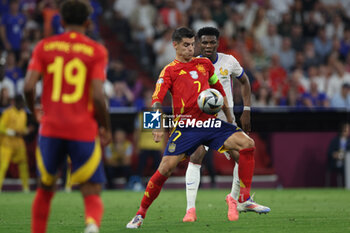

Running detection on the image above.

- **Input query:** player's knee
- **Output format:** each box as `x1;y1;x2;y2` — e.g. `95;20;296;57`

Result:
80;182;102;196
158;165;175;177
241;137;255;150
190;152;204;164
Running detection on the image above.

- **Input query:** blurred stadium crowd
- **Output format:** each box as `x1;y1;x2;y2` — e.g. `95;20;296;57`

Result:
107;0;350;109
1;0;350;109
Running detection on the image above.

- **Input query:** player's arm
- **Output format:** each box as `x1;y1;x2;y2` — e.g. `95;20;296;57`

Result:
151;67;172;143
91;47;112;147
24;41;43;121
209;73;233;123
23;70;40;116
235;72;251;132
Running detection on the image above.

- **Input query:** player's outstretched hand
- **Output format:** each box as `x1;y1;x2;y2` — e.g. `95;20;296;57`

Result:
240;110;251;133
152;129;163;143
99;127;112;147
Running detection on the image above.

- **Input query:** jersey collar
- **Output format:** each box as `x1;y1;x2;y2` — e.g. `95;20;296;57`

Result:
199;54;219;64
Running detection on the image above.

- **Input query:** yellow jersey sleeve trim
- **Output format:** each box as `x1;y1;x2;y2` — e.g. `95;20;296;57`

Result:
208;73;218;85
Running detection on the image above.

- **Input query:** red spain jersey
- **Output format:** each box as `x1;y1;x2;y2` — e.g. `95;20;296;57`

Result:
152;57;216;121
28;31;108;141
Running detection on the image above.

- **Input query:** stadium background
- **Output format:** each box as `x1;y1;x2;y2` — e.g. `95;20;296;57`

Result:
0;0;350;190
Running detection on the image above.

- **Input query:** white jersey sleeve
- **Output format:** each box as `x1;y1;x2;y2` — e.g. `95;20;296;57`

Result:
228;55;244;79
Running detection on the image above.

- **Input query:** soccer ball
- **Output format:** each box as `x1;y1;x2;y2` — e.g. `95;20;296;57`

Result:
197;88;224;115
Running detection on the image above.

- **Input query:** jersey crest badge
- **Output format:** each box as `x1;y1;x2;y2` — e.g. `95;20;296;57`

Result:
168;143;176;153
179;70;187;75
220;68;228;76
189;71;198;79
196;64;206;74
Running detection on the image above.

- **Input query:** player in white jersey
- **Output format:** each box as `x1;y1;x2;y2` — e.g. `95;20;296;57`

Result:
183;27;270;222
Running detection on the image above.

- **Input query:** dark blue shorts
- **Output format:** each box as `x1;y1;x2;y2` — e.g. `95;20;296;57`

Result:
164;119;242;156
36;135;105;186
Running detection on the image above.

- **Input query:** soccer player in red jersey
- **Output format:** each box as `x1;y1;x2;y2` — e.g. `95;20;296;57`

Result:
126;27;255;228
23;1;111;233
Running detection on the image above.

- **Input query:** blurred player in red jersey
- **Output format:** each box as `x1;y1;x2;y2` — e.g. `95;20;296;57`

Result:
126;27;255;228
23;1;111;233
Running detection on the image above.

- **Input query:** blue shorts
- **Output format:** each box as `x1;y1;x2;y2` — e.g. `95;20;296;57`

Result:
164;119;242;156
36;135;105;186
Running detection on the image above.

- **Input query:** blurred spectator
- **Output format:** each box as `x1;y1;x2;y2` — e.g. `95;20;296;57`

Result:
279;37;295;72
186;0;201;26
326;14;344;40
301;81;329;107
290;0;305;25
252;41;269;71
269;0;293;17
0;0;9;15
176;0;192;14
340;27;350;60
237;0;258;31
326;123;350;187
223;9;242;39
279;87;303;107
268;54;287;94
113;0;139;20
252;85;275;107
303;10;321;39
210;0;227;28
130;0;156;67
0;87;11;108
327;62;350;98
251;7;268;41
330;83;350;108
38;0;59;37
191;6;218;32
308;65;326;93
290;24;304;52
159;0;182;28
314;27;333;63
104;129;133;189
281;69;306;100
51;12;64;35
0;0;26;59
109;81;134;107
260;23;282;57
291;51;307;72
107;59;130;84
89;0;103;39
153;28;176;74
0;95;29;192
303;41;321;69
3;52;24;98
277;12;293;37
17;39;31;72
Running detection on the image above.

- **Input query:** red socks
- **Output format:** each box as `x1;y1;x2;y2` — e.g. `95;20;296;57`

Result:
137;170;168;218
238;147;255;202
84;195;103;227
31;188;54;233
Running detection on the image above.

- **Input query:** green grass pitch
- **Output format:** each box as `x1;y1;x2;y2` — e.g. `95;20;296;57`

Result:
0;188;350;233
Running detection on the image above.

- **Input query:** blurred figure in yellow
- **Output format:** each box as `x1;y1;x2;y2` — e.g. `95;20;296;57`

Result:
104;129;133;189
0;95;29;192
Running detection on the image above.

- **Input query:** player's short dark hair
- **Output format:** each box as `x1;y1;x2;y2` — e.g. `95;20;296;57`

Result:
197;27;220;40
60;0;92;26
172;27;195;42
